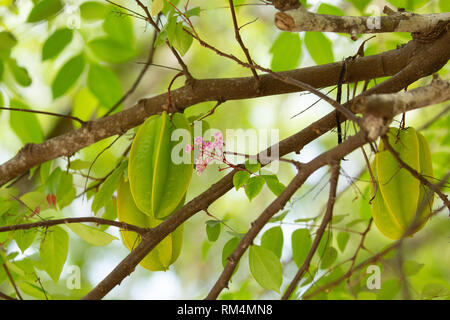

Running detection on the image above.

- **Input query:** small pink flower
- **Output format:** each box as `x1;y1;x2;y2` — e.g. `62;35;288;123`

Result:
194;136;203;145
204;141;214;151
185;144;194;153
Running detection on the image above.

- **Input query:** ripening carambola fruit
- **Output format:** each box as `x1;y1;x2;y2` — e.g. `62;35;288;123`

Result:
117;177;183;271
128;111;193;219
370;127;434;240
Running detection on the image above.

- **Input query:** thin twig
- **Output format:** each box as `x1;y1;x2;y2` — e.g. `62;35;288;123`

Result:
282;162;341;300
0;107;85;125
0;217;148;235
3;263;23;300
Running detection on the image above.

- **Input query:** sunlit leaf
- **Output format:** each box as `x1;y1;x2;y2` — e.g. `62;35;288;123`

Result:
261;226;283;259
233;170;250;190
262;174;285;196
67;223;118;246
103;9;134;46
92;161;127;214
52;54;85;99
88;38;137;63
9;100;44;144
320;246;337;269
244;160;261;173
304;32;334;65
337;232;350;252
42;28;73;61
249;245;282;293
8;58;32;87
292;228;311;267
244;176;265;201
0;31;17;51
87;64;123;112
27;0;63;23
270;32;301;72
205;220;222;242
376;279;401;300
80;2;108;21
39;226;68;283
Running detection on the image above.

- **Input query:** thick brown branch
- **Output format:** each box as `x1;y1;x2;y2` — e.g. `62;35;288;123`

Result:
2;35;443;187
275;6;450;36
353;76;450;119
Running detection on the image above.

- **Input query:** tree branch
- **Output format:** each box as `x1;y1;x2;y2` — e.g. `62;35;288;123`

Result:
281;162;340;300
275;5;450;36
353;76;450;119
2;33;446;187
0;217;148;236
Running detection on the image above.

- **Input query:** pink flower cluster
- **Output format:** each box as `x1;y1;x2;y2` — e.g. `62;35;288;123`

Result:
185;131;224;175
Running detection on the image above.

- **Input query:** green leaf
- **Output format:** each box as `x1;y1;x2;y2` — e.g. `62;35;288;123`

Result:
344;0;371;13
262;174;286;196
244;159;261;173
317;230;332;256
439;0;450;11
0;31;17;51
18;281;51;300
320;246;337;269
72;87;98;128
317;3;344;16
42;28;73;61
184;7;201;17
52;54;85;99
260;226;283;259
67;223;118;246
27;0;63;23
336;232;350;252
269;210;288;223
39;226;68;283
222;237;240;268
87;64;123;112
403;260;424;277
103;10;134;46
270;32;301;72
14;229;37;253
304;32;334;65
244;176;265;201
0;60;4;81
205;220;222;242
45;168;76;209
92;161;127;214
68;159;92;171
172;23;193;56
249;245;282;293
9;100;44;144
421;283;450;300
332;214;348;224
151;0;164;16
377;279;401;300
386;0;428;11
80;2;109;21
233;170;250;190
88;38;137;63
8;58;32;87
291;228;311;267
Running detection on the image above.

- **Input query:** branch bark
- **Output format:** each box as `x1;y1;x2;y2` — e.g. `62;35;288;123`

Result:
275;6;450;36
1;34;444;187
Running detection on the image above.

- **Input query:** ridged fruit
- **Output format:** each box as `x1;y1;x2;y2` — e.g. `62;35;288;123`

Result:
370;127;434;239
128;111;193;219
117;177;183;271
